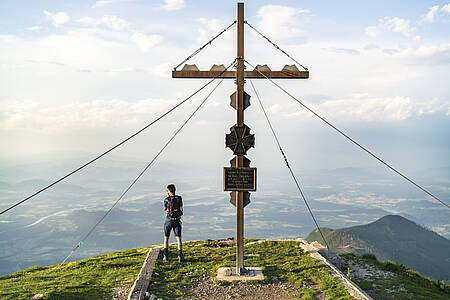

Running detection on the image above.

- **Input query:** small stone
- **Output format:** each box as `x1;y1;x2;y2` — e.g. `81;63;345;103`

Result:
31;295;44;299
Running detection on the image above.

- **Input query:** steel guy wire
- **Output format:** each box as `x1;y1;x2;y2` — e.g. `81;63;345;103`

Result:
245;59;449;210
0;60;236;216
174;21;236;71
250;79;330;250
245;21;308;71
62;75;229;263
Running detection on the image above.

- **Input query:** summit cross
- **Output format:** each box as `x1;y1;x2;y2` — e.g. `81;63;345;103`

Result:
172;2;309;275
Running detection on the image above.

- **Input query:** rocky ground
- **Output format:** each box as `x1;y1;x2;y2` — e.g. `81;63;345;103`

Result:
112;286;131;300
183;278;303;300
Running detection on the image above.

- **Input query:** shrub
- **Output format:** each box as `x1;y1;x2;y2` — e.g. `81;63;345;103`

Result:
361;253;377;261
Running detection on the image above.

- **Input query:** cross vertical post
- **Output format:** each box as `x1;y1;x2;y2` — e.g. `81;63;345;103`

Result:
235;2;245;274
172;1;309;279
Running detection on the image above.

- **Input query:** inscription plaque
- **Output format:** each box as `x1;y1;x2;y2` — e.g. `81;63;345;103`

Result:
223;167;257;191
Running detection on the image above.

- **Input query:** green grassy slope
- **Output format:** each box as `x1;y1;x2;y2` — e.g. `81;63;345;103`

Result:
0;240;354;300
306;215;450;281
149;239;353;299
0;247;150;299
2;238;448;299
340;253;450;299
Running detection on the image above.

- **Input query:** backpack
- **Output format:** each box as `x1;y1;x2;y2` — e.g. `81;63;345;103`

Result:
168;195;182;219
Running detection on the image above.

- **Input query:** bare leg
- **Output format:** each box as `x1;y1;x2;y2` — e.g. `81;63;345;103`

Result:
176;236;185;262
176;236;182;251
163;236;169;261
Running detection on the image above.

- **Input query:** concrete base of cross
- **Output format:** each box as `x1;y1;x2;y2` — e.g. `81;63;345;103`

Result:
216;267;264;282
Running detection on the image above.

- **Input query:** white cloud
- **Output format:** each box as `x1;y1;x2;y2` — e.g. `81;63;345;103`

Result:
92;0;114;8
257;5;310;43
161;0;185;11
79;15;129;30
267;95;448;122
380;17;415;37
421;4;450;23
27;26;41;31
43;10;70;26
318;96;447;121
131;32;163;52
0;99;176;132
196;18;231;44
365;26;378;37
422;5;440;23
396;43;450;58
443;4;450;13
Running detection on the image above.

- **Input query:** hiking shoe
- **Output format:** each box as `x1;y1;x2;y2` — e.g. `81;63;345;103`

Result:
163;254;168;261
178;255;186;263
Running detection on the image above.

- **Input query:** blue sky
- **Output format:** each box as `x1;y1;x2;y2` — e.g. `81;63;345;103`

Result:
1;0;449;174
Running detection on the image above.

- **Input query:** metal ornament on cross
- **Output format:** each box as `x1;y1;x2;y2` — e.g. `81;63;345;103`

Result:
172;2;309;276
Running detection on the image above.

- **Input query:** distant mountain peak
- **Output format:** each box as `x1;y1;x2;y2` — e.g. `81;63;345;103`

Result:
306;214;450;281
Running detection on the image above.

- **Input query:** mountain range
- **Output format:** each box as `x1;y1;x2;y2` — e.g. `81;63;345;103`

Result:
306;214;450;281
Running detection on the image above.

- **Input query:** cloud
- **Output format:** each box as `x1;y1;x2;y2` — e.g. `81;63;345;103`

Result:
421;5;440;23
131;32;163;52
443;4;450;13
379;17;415;37
196;18;232;44
256;5;310;43
364;43;379;50
394;43;450;62
323;47;360;55
27;26;41;31
161;0;185;11
43;10;70;26
266;95;449;122
320;96;448;121
79;15;129;30
92;0;114;8
420;4;450;23
0;99;178;132
382;48;400;55
365;26;378;37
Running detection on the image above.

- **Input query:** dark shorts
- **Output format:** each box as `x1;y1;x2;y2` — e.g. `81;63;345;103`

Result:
164;218;182;237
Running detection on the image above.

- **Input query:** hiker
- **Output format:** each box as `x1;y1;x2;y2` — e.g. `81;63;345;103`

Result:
163;184;185;263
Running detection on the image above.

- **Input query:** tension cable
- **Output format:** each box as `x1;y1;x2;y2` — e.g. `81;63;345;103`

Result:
0;60;236;217
245;59;449;209
62;64;231;263
245;21;308;71
174;21;236;71
250;80;330;250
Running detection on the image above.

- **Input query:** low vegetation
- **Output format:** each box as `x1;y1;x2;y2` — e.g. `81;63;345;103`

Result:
3;238;447;299
0;247;150;299
0;240;355;299
148;239;354;299
340;253;450;299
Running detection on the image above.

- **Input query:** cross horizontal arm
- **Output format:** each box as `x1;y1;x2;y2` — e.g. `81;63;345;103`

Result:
172;70;309;79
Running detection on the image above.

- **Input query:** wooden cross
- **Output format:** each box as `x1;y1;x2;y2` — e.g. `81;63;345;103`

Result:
172;2;309;275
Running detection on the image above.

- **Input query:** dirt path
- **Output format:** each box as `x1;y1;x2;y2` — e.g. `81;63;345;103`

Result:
183;278;302;300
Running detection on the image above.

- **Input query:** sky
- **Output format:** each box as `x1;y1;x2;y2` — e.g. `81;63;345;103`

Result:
1;0;449;174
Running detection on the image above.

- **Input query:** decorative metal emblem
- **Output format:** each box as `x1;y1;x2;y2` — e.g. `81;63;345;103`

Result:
225;124;255;155
230;91;251;110
230;191;251;207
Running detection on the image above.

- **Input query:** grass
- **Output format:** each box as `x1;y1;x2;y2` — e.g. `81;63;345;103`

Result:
148;239;354;299
11;239;444;300
0;247;151;299
340;253;450;300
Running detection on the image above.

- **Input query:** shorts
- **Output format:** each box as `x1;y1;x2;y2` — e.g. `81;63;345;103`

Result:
164;218;182;237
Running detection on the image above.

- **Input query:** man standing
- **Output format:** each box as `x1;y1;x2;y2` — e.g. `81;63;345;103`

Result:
163;184;185;263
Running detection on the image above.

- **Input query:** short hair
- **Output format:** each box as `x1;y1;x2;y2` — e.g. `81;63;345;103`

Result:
167;184;176;194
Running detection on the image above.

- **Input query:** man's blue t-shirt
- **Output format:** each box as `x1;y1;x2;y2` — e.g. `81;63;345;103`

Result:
164;195;183;220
